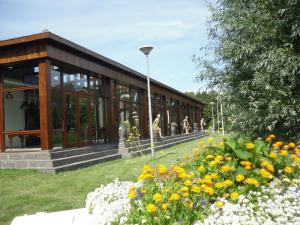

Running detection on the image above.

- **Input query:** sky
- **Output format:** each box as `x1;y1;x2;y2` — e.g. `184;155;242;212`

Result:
0;0;213;93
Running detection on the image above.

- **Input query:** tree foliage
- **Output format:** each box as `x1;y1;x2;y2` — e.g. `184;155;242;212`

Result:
196;0;300;140
186;90;219;127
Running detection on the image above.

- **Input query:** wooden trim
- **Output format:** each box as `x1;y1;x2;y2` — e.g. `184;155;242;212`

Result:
106;79;116;142
0;69;5;152
162;96;168;136
39;60;53;150
2;86;38;92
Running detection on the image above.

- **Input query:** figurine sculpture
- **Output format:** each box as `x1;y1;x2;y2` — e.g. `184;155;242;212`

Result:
153;114;163;138
200;117;206;131
182;116;190;134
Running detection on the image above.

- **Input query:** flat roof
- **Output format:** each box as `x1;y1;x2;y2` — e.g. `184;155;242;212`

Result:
0;32;203;105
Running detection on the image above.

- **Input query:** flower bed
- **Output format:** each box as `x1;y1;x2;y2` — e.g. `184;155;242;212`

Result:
86;135;300;224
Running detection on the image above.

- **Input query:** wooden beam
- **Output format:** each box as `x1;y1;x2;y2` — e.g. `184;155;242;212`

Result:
106;79;116;142
39;60;53;150
0;68;5;152
162;96;168;136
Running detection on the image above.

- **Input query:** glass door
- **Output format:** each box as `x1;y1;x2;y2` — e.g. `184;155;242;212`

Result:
63;93;78;147
63;92;91;148
79;95;90;145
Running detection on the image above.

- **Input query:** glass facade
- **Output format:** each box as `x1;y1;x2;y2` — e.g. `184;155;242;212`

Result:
0;60;202;151
2;64;40;148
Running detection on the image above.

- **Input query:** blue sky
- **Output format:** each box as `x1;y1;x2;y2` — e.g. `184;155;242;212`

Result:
0;0;213;92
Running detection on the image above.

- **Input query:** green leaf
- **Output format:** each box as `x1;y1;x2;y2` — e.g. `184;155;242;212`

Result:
234;149;252;160
236;166;247;175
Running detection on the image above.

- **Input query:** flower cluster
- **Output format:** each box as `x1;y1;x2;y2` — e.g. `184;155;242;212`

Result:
125;135;300;224
194;179;300;225
86;178;140;225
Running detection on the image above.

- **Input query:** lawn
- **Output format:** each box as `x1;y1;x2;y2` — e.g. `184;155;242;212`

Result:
0;135;210;225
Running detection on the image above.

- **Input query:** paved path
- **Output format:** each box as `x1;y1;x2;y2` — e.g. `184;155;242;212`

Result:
11;208;93;225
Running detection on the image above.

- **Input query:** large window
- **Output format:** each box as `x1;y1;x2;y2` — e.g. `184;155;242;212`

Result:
116;83;142;138
2;64;40;149
91;76;107;143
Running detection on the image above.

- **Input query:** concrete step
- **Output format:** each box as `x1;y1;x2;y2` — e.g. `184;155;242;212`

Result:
128;132;205;153
51;149;118;167
46;153;122;173
131;132;205;157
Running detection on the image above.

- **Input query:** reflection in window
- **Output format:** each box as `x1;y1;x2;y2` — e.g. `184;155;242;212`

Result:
4;89;40;148
3;65;39;89
116;84;130;101
51;65;61;88
63;72;88;92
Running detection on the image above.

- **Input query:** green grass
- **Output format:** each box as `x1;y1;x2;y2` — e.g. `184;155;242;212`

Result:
0;136;211;225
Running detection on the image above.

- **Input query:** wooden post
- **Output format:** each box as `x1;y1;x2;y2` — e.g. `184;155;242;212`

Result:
106;79;116;143
141;89;148;138
0;68;5;152
177;100;181;133
39;60;53;150
162;96;168;136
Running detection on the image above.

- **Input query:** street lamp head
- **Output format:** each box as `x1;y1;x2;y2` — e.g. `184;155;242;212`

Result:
139;45;154;56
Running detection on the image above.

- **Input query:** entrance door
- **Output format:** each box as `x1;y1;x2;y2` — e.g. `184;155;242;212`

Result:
63;93;90;148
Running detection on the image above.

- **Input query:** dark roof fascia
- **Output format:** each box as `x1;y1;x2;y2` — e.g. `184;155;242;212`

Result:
0;32;204;105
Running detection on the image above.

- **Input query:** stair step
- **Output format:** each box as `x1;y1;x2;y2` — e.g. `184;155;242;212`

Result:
46;153;122;173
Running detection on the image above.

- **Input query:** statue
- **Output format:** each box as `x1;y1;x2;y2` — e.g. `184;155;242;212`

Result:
153;114;163;138
200;117;206;131
182;116;190;134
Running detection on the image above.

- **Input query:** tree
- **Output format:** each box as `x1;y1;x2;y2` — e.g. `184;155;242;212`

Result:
195;0;300;140
186;90;219;128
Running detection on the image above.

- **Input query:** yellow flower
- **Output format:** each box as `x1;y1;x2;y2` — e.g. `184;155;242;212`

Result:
215;182;224;189
179;186;189;193
128;186;136;199
266;137;272;142
224;179;233;187
245;165;252;171
141;188;147;194
203;186;214;196
209;161;218;167
157;164;168;175
283;145;289;150
259;169;273;179
215;155;224;161
153;193;163;202
272;141;283;148
168;193;180;201
245;178;259;187
161;203;168;210
284;166;293;174
172;166;185;175
269;151;277;159
146;204;157;213
226;157;232;161
208;137;214;143
280;150;288;156
210;173;218;179
236;174;245;182
164;187;171;193
269;134;276;139
246;143;255;150
230;192;239;200
184;199;193;209
197;165;205;172
184;180;193;187
220;165;231;173
218;141;224;147
240;161;251;166
288;143;296;149
215;201;224;208
206;154;215;160
198;140;205;146
191;185;201;193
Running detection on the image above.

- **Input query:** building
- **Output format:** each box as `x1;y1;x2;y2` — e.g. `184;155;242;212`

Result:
0;32;204;153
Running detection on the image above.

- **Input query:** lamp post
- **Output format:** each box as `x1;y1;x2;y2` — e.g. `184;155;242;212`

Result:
210;102;215;133
216;97;220;133
139;45;155;161
220;97;225;135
